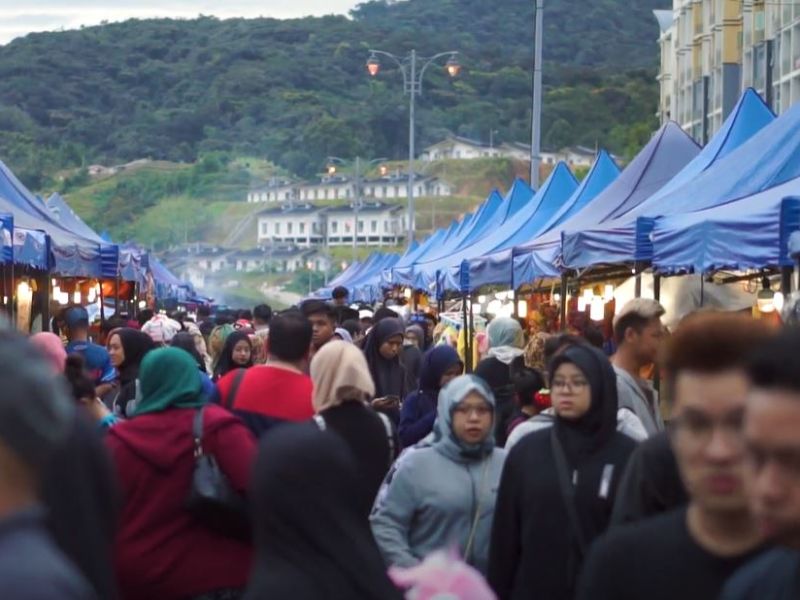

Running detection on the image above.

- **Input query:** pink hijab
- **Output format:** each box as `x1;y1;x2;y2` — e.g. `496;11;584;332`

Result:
30;332;67;374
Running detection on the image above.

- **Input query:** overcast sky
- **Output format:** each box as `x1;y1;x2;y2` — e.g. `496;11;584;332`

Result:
0;1;362;44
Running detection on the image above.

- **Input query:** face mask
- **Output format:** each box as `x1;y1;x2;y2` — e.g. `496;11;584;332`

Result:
404;339;417;347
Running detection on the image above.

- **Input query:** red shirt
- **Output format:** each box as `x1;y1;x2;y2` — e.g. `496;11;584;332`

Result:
217;365;314;422
106;405;256;600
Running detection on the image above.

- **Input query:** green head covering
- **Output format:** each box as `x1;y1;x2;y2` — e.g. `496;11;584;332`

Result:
134;347;205;416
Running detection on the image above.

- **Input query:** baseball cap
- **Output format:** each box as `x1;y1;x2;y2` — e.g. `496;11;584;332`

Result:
64;306;89;329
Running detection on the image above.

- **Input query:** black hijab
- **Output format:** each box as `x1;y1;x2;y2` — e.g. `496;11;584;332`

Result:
214;330;253;380
171;332;206;373
363;317;406;399
549;344;618;467
244;425;402;600
112;328;156;385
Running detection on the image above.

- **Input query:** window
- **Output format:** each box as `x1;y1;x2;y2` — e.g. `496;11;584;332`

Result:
260;223;268;236
371;220;378;233
275;223;281;235
358;220;364;233
299;222;305;234
287;222;293;234
384;220;389;233
331;221;338;234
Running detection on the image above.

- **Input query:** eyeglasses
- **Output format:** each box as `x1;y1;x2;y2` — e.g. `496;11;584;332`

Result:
551;378;589;392
669;410;745;448
453;404;492;417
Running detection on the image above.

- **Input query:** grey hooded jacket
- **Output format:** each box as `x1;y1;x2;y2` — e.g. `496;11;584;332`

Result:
370;376;506;575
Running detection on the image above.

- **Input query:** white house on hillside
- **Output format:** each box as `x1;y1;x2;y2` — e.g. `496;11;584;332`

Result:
256;201;405;248
247;173;453;204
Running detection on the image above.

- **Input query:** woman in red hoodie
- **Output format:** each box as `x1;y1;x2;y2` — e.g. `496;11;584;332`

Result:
106;347;257;600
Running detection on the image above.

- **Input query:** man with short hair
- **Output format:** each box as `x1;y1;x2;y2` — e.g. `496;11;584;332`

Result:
64;306;116;396
612;298;667;436
577;313;772;600
302;299;336;354
216;311;314;437
252;304;272;334
331;286;349;307
0;334;95;599
721;329;800;599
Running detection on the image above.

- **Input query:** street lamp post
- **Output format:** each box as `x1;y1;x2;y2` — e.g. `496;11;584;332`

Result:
326;156;387;262
530;0;545;188
366;49;461;246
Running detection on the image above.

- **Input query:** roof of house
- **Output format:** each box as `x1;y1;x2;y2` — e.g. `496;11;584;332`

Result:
324;201;403;215
257;203;325;217
424;135;492;150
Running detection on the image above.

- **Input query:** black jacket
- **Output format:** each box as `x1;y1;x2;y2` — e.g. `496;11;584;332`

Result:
488;428;636;600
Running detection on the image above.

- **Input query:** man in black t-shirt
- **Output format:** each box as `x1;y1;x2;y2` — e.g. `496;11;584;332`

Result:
722;330;800;600
577;313;772;600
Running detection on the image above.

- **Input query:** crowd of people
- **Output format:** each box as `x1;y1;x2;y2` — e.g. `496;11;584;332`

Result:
2;282;800;599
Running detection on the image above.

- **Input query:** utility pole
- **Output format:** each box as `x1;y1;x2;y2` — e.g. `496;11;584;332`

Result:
353;156;361;263
530;0;544;188
407;49;417;248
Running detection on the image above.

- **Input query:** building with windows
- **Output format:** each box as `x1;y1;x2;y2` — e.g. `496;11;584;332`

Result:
247;173;452;204
256;201;405;248
657;1;800;141
655;0;744;144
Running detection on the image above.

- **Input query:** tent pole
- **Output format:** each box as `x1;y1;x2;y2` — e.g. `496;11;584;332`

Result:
38;271;50;333
467;293;475;374
461;294;471;373
781;266;792;296
654;273;661;303
700;276;706;308
634;262;642;298
114;272;120;315
99;280;106;323
559;273;568;332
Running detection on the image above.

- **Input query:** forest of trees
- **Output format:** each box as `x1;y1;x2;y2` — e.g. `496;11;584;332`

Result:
0;0;668;188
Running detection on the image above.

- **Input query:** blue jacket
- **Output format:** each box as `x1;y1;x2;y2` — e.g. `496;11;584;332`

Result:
398;346;462;448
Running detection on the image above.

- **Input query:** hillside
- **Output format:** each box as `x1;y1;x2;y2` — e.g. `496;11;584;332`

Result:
61;154;530;250
0;0;666;191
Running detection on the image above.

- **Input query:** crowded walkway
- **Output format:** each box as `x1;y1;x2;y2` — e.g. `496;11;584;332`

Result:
2;296;800;600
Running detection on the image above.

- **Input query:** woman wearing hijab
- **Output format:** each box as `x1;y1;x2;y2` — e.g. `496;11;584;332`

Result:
398;346;463;448
104;328;157;418
171;332;215;399
488;345;637;600
401;324;425;394
106;348;257;600
474;317;527;447
371;375;506;576
213;330;253;382
362;317;407;422
311;340;399;519
244;426;402;600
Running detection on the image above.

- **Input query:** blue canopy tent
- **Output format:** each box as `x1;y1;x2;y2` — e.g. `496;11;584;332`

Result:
386;219;463;286
651;178;800;274
450;153;621;294
428;163;578;294
389;181;533;288
348;253;401;302
0;162;114;277
511;121;702;286
561;88;776;269
396;179;537;291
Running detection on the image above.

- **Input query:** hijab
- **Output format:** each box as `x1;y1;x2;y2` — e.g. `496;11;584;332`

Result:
433;375;496;462
486;317;525;365
134;347;206;416
418;345;463;394
171;331;207;373
363;317;406;399
334;328;354;344
111;328;156;384
244;425;402;600
548;344;619;466
213;330;253;380
30;332;67;374
310;340;375;412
